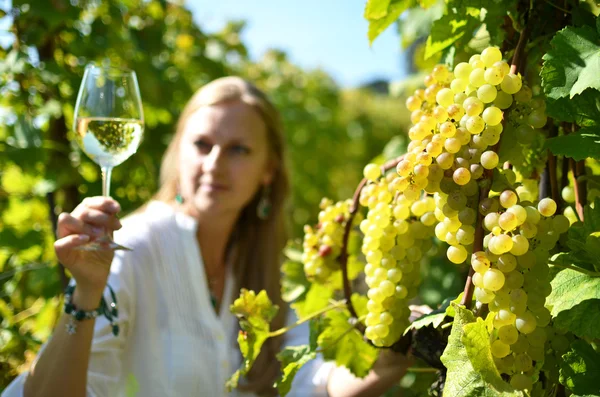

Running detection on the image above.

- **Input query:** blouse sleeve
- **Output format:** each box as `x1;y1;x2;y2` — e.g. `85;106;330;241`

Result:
283;310;334;397
1;247;137;397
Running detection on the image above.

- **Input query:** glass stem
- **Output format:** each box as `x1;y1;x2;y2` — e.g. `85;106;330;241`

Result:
101;166;113;197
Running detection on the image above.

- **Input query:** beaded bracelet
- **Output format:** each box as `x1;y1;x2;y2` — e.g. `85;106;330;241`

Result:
63;284;120;337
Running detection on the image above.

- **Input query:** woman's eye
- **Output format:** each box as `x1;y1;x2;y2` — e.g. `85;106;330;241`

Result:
195;140;211;152
231;145;251;155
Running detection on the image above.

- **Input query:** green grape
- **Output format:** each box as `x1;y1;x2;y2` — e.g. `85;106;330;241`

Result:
482;106;503;125
514;85;533;103
513;354;533;372
561;186;575;203
444;137;462;153
494;90;513;109
498;324;519;345
491;340;511;358
466;116;485;134
500;74;522;94
515;124;535;144
364;163;381;181
497;253;517;272
453;167;471;185
469;68;486;87
499;212;518;231
484;212;500;231
483;268;506;291
439;121;456;137
481;46;502;66
447;244;468;264
477;83;498;103
527;109;547;128
451;78;468;93
552;214;570;234
454;62;472;80
484;67;503;85
507;205;527;224
432;64;450;81
538;198;557;217
510;235;529;256
499;190;518;208
406;96;422;112
480;151;499;169
515;311;537;334
475;287;495;303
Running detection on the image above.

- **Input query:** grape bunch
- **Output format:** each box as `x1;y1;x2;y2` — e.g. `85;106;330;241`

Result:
301;198;363;282
360;168;435;347
469;196;571;391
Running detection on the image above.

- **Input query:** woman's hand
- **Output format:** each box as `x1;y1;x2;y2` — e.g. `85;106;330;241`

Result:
54;197;122;309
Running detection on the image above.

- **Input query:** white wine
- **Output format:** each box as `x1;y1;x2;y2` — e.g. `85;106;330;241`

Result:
75;117;143;167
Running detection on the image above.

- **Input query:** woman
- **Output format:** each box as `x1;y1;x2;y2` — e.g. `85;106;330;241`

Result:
3;77;413;397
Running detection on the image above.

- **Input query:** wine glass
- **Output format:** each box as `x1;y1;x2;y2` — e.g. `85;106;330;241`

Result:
73;64;144;251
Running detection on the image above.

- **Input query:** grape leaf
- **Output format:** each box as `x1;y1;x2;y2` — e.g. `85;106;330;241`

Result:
364;0;392;20
544;128;600;161
544;89;600;127
291;282;333;319
275;345;318;396
281;255;310;303
441;305;524;397
541;23;600;99
367;0;414;45
227;289;279;390
559;340;600;396
406;295;460;333
425;12;480;60
317;298;378;378
547;269;600;317
553;299;600;339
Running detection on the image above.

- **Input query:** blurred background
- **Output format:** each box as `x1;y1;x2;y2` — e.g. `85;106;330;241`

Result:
0;0;463;391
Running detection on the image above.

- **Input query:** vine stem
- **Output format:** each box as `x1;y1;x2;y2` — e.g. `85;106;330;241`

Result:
339;156;404;323
571;157;587;222
548;262;600;277
268;300;347;338
510;22;531;75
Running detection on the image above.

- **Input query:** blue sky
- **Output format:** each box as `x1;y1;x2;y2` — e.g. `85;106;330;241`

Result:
187;0;408;88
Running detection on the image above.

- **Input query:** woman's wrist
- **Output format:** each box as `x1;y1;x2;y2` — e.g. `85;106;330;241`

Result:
71;286;104;311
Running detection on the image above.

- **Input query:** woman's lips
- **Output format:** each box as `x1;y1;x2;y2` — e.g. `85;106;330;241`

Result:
200;183;229;192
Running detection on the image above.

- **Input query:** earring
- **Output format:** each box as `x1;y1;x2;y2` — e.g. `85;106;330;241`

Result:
257;185;271;220
175;193;184;204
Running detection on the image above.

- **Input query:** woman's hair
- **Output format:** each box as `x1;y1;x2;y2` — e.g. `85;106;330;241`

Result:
154;76;289;395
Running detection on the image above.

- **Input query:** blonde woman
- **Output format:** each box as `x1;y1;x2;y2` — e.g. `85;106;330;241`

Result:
4;77;413;397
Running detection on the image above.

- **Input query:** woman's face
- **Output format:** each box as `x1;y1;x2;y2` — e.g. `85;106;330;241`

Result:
177;100;274;219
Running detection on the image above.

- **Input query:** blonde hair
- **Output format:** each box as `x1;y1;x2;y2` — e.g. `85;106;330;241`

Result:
154;77;289;395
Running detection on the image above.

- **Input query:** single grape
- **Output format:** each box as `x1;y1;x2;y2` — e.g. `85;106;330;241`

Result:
453;167;471;185
364;164;381;181
500;74;522;94
436;88;455;107
538;198;557;217
482;106;503;125
481;47;502;67
561;186;575;203
406;96;422;112
454;62;472;80
481;151;499;169
477;84;498;103
491;340;511;358
466;116;485;134
483;268;505;291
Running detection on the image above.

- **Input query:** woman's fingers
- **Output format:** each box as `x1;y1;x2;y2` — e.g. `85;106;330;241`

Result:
54;234;91;257
78;196;121;214
56;211;121;238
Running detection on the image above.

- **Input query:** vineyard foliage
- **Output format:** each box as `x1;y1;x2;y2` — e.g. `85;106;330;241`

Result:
229;1;600;397
0;0;407;388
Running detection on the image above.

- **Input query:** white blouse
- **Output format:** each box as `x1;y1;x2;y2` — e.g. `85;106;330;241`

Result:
3;201;331;397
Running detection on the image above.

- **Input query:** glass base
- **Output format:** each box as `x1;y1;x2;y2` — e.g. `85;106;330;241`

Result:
76;236;132;251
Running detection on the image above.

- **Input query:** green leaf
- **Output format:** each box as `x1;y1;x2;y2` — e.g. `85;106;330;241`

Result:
281;257;310;303
318;307;378;378
547;269;600;317
441;305;524;397
544;128;600;161
541;23;600;99
407;296;456;332
425;9;479;59
545;89;600;127
227;289;279;390
291;282;334;319
275;345;317;397
364;0;392;20
559;340;600;396
368;0;413;45
553;299;600;339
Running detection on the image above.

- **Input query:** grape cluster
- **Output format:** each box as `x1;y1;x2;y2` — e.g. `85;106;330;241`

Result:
301;198;362;282
393;47;534;264
470;196;570;390
359;170;434;347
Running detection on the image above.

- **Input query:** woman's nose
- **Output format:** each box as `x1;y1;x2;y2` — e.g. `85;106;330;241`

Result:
202;146;225;172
